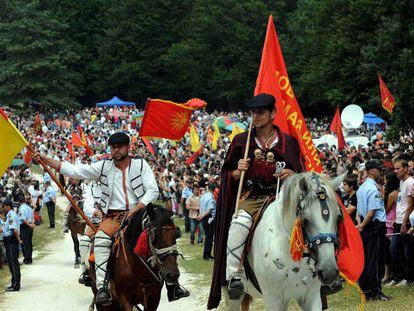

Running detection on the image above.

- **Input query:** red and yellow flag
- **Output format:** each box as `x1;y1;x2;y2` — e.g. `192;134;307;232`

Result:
139;99;193;140
0;108;29;175
330;107;347;150
254;15;322;172
378;74;396;113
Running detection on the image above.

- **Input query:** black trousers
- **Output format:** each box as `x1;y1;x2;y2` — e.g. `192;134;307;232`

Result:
183;204;190;233
390;223;414;281
359;221;386;296
46;201;56;228
202;218;214;259
4;237;20;288
20;225;33;263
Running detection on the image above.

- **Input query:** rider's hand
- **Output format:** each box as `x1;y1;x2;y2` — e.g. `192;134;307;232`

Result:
237;158;250;172
92;209;103;219
274;169;295;180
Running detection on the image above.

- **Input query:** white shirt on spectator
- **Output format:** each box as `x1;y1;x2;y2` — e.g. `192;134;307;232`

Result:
395;176;414;224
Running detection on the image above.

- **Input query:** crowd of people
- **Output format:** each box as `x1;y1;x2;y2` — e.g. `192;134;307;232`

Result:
1;102;414;305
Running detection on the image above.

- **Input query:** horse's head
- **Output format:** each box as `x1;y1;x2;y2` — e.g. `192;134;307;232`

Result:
144;204;181;284
283;172;345;286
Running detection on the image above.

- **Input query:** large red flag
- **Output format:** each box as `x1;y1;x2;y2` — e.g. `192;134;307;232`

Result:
330;107;347;150
254;15;322;173
378;74;396;113
255;15;363;284
139;99;193;140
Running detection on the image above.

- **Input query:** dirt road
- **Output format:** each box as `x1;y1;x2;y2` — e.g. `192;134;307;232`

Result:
0;194;210;311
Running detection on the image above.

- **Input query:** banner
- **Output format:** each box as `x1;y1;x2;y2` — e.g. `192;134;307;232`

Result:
212;121;220;151
0;108;29;176
228;124;245;142
139;99;193;140
378;74;396;113
254;15;322;172
189;123;201;152
330;107;347;150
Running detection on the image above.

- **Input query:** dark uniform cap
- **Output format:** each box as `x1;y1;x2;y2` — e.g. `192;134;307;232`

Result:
1;198;13;207
365;160;383;170
108;132;130;145
246;93;276;110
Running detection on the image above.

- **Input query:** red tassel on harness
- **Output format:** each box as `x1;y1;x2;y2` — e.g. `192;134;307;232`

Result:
134;229;151;258
290;218;307;261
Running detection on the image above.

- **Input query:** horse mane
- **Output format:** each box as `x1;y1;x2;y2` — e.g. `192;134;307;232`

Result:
281;172;339;224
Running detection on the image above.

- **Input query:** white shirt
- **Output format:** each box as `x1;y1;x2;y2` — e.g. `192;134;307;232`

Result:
396;176;414;224
60;158;158;211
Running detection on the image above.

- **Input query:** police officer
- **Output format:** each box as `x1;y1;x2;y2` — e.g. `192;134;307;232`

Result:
1;198;21;291
356;160;389;301
17;193;35;264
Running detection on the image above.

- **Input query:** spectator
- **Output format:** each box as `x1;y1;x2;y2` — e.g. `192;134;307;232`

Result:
186;184;203;245
198;183;216;260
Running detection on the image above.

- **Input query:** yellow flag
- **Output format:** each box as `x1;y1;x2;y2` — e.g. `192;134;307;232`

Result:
0;108;29;176
228;124;245;142
212;121;220;151
189;123;201;152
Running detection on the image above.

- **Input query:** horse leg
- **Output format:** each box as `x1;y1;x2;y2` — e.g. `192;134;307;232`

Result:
297;289;322;311
72;232;81;268
261;290;288;311
117;294;133;311
222;286;244;311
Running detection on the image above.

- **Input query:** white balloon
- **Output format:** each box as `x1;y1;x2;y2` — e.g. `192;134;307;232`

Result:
341;104;364;128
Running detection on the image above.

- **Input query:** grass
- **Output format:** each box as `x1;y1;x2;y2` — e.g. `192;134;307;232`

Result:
0;204;63;293
174;217;414;310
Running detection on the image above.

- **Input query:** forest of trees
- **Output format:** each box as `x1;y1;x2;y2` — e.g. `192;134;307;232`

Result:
0;0;413;125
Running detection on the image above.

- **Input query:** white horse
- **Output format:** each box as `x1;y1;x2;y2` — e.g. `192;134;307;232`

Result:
224;172;345;311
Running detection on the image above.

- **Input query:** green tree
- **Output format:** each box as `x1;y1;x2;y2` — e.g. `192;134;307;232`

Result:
0;0;82;110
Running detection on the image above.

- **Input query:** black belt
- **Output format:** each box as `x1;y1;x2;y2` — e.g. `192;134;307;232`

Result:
3;236;18;243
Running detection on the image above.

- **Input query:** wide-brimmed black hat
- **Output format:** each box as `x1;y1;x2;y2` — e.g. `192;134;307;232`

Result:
246;93;276;110
108;132;130;145
365;160;383;171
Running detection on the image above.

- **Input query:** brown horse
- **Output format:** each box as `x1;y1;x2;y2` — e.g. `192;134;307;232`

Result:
67;184;87;268
90;204;181;311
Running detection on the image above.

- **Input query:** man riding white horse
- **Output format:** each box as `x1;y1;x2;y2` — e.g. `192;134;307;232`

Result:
208;94;306;308
34;132;189;306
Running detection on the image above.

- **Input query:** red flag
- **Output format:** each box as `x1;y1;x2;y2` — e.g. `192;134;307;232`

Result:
139;99;193;140
329;107;347;150
24;149;33;165
71;132;84;147
33;113;42;135
336;196;364;283
77;125;88;144
185;146;204;165
66;139;75;163
142;138;155;155
378;74;396;113
254;15;322;173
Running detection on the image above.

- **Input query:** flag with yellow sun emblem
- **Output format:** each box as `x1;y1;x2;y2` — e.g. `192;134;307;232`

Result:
139;99;194;140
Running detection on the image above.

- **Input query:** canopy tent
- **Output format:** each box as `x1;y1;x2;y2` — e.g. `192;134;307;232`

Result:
363;113;385;124
96;96;135;107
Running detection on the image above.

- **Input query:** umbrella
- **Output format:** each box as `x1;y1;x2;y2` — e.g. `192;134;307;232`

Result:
10;158;25;167
225;122;247;131
363;113;385;124
214;116;233;129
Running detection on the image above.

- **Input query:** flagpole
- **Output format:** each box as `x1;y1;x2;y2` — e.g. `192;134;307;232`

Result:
233;115;253;218
27;144;98;233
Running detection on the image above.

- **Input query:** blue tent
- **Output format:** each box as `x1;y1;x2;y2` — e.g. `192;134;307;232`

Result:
96;96;135;107
363;112;385;124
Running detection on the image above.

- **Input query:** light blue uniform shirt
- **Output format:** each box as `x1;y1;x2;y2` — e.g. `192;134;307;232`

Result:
43;186;57;204
0;218;4;239
356;177;386;222
3;210;20;237
181;187;193;200
18;203;34;225
199;191;216;220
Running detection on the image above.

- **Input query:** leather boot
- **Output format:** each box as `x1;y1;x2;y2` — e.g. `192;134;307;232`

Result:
95;287;111;306
166;283;190;302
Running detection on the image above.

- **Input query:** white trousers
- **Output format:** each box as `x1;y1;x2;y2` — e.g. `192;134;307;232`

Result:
94;230;112;289
226;210;253;281
79;235;92;273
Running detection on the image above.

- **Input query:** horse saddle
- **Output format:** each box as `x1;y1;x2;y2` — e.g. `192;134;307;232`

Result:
242;196;275;294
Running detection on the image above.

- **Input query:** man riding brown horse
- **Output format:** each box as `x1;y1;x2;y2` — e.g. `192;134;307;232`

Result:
34;132;189;306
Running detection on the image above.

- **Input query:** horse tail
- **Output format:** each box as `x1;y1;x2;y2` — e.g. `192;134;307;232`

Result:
241;294;252;311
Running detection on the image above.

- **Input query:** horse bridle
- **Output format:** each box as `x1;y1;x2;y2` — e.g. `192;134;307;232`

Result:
142;213;182;268
297;173;342;258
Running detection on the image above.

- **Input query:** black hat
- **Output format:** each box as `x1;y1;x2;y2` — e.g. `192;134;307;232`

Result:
108;132;130;145
246;93;276;110
365;160;383;171
1;198;13;207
